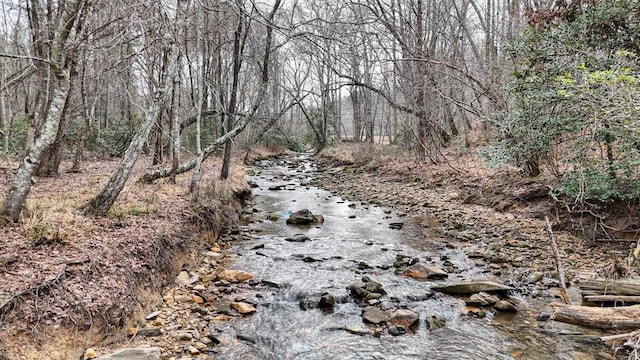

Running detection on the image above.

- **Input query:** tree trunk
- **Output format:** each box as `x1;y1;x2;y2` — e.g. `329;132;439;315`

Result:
2;72;71;222
152;110;163;165
168;0;186;184
168;72;180;184
82;91;165;216
36;91;72;177
220;4;245;180
82;10;182;216
351;87;362;142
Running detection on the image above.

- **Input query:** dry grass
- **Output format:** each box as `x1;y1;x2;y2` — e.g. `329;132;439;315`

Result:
0;154;250;360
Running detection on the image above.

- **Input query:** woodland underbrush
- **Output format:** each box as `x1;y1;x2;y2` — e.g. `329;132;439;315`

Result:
0;154;251;360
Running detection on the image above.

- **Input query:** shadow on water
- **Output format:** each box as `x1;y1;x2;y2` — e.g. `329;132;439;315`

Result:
213;155;606;360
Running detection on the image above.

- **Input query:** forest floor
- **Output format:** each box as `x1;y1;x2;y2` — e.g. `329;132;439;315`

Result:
0;153;255;360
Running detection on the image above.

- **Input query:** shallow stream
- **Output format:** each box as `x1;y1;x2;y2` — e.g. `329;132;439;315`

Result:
213;155;605;360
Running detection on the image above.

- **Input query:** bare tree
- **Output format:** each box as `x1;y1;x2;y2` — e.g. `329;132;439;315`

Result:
81;0;185;216
2;0;91;222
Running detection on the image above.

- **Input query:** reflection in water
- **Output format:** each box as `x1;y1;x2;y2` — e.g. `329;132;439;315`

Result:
213;156;601;360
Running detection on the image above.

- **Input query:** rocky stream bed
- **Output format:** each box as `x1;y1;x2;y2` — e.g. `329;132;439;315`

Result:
91;154;621;360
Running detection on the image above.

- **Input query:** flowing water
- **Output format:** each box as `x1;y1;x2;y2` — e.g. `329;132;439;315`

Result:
213;155;605;360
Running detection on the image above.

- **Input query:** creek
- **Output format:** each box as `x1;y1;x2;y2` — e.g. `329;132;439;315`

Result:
213;155;605;360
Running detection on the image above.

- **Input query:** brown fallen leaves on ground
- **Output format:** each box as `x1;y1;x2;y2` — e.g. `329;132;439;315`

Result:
0;155;250;360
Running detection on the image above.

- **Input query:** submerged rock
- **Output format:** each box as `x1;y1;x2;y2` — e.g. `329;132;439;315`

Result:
285;234;310;242
389;222;404;230
300;296;320;310
394;254;419;268
342;325;374;336
266;214;280;221
467;307;487;318
494;300;517;312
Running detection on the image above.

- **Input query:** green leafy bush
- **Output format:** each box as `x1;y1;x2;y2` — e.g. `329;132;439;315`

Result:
486;1;640;201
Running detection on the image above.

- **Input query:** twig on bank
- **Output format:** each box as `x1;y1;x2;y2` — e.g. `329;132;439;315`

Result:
545;216;571;305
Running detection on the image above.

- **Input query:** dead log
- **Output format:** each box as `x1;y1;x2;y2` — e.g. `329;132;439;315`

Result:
579;275;640;298
552;303;640;330
584;295;640;304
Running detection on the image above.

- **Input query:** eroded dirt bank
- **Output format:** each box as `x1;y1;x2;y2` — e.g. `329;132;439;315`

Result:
0;157;251;360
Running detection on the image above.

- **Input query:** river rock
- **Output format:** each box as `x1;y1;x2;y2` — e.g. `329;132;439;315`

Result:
388;325;407;336
465;292;500;306
343;325;373;336
285;234;310;242
144;311;162;320
431;281;514;295
135;327;161;337
389;222;403;230
364;281;386;294
286;209;324;225
402;264;448;280
348;283;369;299
494;300;517;312
348;278;386;302
467;307;487;318
85;348;98;359
176;331;194;341
537;312;551;321
389;309;420;328
95;348;161;360
362;306;389;324
210;298;234;315
318;293;336;308
394;254;419;268
231;302;257;315
177;271;199;286
217;270;254;283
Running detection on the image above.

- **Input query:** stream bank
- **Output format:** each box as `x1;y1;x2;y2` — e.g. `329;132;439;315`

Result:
128;154;613;359
89;151;620;359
